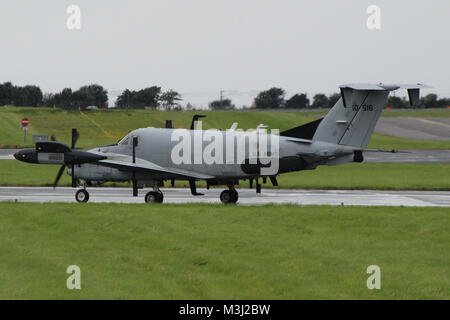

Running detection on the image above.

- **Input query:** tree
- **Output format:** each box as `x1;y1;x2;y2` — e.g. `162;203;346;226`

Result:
115;89;133;108
328;93;341;108
254;87;285;109
59;88;73;108
73;84;108;109
13;85;43;107
0;82;15;106
43;88;73;108
159;90;182;111
115;86;161;109
386;96;407;109
209;98;235;110
436;97;450;108
285;93;309;109
311;94;329;109
421;94;438;108
133;86;161;109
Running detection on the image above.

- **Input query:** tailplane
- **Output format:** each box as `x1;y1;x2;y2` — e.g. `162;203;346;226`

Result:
311;83;429;148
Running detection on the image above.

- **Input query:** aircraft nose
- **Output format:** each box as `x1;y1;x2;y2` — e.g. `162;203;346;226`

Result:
13;151;21;160
14;149;38;163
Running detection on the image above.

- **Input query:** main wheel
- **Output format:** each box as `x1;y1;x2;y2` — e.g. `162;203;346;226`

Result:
75;189;89;203
145;191;164;203
220;189;238;204
230;189;238;203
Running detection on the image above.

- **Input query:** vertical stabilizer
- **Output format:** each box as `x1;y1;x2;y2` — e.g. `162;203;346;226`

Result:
312;83;428;148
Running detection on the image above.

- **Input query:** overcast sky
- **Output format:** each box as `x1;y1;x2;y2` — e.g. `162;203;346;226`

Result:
0;0;449;107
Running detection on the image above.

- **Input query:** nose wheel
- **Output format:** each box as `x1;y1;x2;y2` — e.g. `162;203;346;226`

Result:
75;189;90;203
220;189;238;204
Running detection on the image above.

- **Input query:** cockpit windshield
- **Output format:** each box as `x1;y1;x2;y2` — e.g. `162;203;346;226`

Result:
118;135;130;145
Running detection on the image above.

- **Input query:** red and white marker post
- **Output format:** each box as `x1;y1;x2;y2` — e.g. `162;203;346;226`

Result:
21;117;30;143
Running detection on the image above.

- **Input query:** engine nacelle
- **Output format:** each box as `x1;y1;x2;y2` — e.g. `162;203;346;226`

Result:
69;163;130;181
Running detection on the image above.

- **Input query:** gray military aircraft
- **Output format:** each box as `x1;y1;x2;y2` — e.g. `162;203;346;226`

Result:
14;83;427;204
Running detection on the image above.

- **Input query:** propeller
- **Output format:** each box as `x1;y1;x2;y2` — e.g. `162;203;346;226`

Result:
53;128;80;188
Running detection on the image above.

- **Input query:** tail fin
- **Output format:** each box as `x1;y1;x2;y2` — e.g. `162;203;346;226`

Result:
312;83;429;148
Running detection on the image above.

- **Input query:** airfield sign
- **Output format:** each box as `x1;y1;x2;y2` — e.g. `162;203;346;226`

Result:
21;117;29;143
21;117;29;127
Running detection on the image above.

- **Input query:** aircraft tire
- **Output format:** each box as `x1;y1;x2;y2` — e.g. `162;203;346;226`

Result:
145;191;164;203
75;189;89;203
220;190;238;204
230;190;238;203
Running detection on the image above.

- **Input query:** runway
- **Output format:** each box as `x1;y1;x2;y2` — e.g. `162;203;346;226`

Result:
375;117;450;141
363;149;450;163
1;187;450;207
0;149;16;159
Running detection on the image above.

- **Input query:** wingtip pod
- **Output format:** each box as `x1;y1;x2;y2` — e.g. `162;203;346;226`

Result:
339;83;431;107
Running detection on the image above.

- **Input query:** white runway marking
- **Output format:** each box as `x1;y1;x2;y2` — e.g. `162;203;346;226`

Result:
0;187;449;207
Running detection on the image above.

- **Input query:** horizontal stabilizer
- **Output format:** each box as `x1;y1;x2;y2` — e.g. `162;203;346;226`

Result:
339;83;430;107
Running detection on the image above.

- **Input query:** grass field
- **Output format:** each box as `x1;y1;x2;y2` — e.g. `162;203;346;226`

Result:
1;107;449;149
1;160;449;190
0;203;448;299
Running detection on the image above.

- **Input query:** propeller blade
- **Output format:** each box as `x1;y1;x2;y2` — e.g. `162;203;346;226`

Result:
71;165;77;188
53;165;66;189
71;128;79;149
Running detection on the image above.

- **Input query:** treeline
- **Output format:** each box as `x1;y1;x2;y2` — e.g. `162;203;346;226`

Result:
1;81;449;110
0;82;108;109
44;85;108;109
0;82;182;110
250;88;341;109
246;87;450;110
0;82;43;107
387;94;450;109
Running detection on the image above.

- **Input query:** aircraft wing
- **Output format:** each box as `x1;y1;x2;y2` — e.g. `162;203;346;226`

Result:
94;152;215;180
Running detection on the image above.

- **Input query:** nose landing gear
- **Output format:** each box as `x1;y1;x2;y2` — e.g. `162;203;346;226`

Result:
75;189;89;203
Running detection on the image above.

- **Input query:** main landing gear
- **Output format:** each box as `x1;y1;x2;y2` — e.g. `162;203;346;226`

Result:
220;187;238;204
144;190;164;203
